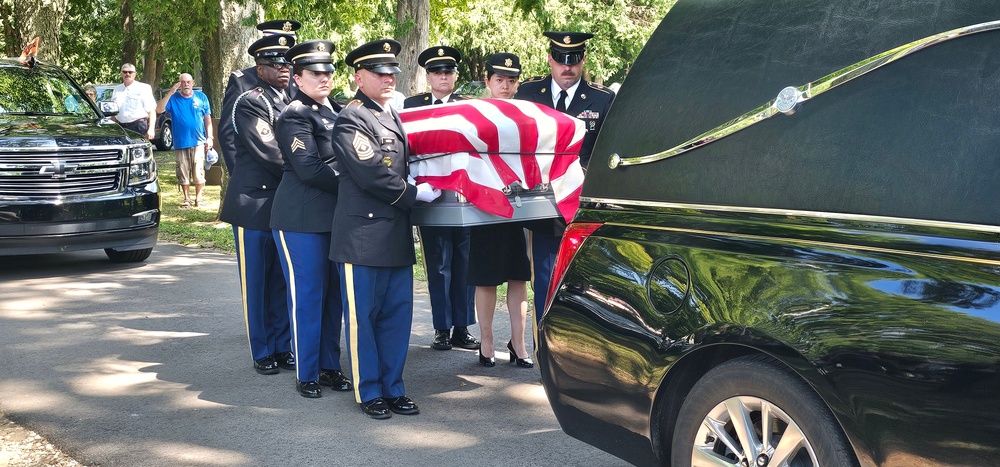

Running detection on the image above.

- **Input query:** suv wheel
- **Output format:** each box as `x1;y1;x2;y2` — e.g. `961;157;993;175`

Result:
671;355;856;467
156;125;173;151
104;247;153;263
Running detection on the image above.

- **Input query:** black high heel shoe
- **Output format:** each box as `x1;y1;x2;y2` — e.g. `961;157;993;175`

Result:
479;348;495;367
507;340;534;368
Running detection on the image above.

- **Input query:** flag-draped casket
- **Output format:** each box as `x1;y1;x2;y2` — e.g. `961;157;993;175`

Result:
400;99;586;226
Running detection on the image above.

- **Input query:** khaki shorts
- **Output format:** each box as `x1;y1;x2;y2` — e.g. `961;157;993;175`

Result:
175;146;206;185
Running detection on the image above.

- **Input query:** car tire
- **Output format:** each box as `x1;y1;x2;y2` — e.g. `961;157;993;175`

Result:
104;247;153;263
671;355;856;467
155;125;172;151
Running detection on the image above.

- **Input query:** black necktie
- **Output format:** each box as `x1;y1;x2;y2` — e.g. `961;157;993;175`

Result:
556;90;567;112
433;99;443;105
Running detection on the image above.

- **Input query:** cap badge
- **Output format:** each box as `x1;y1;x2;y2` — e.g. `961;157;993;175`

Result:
504;58;513;67
563;36;571;44
437;48;444;56
282;21;292;32
317;43;325;52
383;42;391;52
278;37;287;46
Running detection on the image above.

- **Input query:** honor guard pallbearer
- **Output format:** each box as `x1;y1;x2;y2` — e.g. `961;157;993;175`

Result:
271;39;353;398
331;39;442;420
219;19;301;172
514;31;616;323
220;33;296;376
403;46;480;353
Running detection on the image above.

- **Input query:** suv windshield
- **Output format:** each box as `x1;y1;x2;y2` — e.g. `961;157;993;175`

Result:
0;65;96;117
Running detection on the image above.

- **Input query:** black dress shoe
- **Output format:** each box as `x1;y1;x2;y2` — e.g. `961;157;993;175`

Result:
479;349;496;367
507;340;534;368
385;396;420;415
431;329;452;350
360;398;392;419
253;357;279;375
274;351;296;370
296;380;322;398
318;369;353;391
451;327;481;350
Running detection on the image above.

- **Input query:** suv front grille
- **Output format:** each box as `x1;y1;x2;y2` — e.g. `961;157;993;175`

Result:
0;148;125;198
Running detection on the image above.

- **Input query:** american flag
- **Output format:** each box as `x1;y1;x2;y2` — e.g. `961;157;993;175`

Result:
399;98;586;222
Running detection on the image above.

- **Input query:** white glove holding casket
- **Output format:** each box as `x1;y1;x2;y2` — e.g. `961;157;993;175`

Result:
415;182;441;202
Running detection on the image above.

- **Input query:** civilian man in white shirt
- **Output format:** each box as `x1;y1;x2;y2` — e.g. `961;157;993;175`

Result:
111;63;157;140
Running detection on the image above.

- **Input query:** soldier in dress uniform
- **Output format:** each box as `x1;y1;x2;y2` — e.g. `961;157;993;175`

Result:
220;33;296;376
271;39;353;398
514;31;616;323
330;39;442;420
402;46;480;353
219;19;301;172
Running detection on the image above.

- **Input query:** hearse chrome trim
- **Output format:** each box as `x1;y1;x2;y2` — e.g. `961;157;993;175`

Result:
608;20;1000;169
580;196;1000;234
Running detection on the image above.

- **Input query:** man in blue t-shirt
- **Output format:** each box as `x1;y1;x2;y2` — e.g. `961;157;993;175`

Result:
156;73;213;207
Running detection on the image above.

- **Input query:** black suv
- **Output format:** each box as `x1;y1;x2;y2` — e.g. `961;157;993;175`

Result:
0;58;160;262
538;1;1000;466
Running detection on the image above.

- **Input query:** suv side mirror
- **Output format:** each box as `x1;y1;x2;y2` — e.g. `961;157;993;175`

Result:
100;101;119;116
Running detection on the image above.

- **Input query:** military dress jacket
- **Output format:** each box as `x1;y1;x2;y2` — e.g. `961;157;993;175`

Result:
219;80;289;231
270;94;343;233
402;92;467;109
329;92;419;268
219;67;298;171
218;67;258;172
515;75;615;168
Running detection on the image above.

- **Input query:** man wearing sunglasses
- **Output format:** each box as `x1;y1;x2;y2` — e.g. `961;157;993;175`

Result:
220;33;296;378
110;63;156;140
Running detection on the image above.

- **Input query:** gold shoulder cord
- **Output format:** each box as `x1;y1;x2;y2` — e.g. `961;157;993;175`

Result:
609;20;1000;169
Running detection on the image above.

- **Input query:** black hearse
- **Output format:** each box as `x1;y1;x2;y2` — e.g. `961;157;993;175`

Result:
538;1;1000;466
0;57;159;262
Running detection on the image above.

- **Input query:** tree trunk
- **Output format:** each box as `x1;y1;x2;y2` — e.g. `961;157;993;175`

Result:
121;0;138;65
7;0;68;63
395;0;429;96
211;0;262;218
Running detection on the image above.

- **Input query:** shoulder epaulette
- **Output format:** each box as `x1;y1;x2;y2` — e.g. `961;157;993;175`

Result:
585;81;614;95
348;99;363;107
232;70;244;78
288;100;302;109
521;76;545;84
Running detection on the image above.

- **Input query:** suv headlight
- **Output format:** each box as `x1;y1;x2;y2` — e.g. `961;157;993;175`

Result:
127;144;157;186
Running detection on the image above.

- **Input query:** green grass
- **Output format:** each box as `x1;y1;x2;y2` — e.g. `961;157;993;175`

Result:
155;151;531;308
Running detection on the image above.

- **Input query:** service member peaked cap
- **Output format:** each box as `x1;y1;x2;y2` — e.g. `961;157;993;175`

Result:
257;19;301;37
486;52;522;77
248;34;295;63
418;45;461;72
543;31;594;65
345;39;402;75
286;40;336;72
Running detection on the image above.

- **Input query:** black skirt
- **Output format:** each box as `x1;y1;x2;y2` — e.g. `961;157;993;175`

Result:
467;222;531;286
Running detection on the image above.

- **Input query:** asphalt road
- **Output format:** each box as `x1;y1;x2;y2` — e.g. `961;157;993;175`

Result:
0;243;630;466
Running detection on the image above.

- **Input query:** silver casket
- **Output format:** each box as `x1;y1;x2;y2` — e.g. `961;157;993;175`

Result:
410;184;559;227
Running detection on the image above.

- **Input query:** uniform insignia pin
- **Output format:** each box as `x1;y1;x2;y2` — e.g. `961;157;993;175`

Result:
505;58;512;67
581;94;587;99
382;156;392;167
383;42;391;52
283;21;292;31
312;104;318;110
317;43;325;52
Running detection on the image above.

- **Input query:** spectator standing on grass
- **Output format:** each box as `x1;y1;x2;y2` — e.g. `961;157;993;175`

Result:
157;73;212;208
110;63;156;140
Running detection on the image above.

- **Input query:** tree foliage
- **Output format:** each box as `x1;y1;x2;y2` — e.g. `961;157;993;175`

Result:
9;0;673;100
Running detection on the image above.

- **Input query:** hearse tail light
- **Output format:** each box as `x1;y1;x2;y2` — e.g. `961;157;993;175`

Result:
546;222;603;313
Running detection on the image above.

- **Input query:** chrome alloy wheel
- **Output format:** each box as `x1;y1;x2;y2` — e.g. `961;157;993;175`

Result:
691;395;818;467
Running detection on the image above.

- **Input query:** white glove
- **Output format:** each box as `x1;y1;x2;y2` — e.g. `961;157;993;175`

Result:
415;183;441;202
